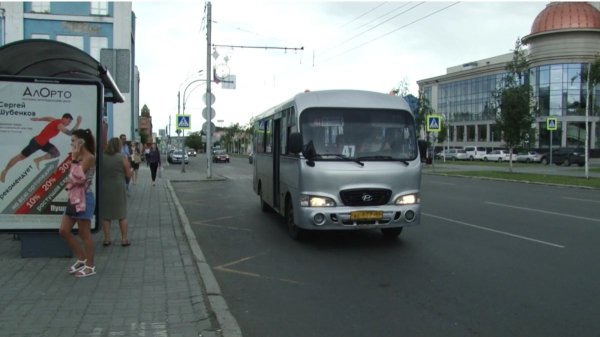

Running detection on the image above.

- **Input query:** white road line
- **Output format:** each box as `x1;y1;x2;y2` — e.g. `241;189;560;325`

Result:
193;222;253;232
485;201;600;223
562;196;600;204
423;212;565;248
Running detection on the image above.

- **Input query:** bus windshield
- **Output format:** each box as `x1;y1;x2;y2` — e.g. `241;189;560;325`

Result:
300;107;418;161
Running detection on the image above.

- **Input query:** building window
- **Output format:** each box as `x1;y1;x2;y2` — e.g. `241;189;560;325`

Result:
31;2;50;13
90;36;108;61
31;34;50;39
91;2;109;15
56;35;84;50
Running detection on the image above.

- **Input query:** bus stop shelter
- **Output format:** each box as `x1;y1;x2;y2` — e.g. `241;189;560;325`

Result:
0;39;124;257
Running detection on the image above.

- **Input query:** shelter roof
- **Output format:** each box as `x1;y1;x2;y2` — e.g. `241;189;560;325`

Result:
0;39;124;103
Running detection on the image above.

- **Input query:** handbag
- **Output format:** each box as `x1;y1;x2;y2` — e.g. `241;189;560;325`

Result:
65;200;77;216
158;166;162;178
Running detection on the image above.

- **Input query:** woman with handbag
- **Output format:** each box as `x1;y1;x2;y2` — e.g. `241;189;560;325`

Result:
147;143;161;186
59;129;97;278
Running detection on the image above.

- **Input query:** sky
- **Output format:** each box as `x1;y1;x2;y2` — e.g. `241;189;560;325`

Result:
132;0;550;136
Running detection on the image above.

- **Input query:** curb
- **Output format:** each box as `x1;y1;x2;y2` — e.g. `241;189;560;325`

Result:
166;179;243;337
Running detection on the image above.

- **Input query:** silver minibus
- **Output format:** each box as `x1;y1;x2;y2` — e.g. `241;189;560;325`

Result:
252;90;422;240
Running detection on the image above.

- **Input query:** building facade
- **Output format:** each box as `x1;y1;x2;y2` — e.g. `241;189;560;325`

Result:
0;1;140;142
417;2;600;152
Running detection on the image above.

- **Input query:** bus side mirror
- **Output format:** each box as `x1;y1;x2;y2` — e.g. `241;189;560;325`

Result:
288;132;303;154
418;140;428;162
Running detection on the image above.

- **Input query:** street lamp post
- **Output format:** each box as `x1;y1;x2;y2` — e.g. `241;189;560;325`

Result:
177;71;205;173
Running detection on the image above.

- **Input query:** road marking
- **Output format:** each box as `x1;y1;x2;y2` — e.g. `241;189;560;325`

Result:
562;196;600;204
485;201;600;223
423;212;565;248
194;222;253;231
214;251;305;285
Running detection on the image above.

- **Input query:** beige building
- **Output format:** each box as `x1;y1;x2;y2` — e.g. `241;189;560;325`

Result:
418;2;600;152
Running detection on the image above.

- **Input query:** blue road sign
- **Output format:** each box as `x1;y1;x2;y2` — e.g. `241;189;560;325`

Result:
177;115;191;130
426;114;442;132
547;117;557;131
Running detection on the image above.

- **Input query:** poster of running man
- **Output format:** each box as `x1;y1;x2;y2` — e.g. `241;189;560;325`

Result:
0;76;101;231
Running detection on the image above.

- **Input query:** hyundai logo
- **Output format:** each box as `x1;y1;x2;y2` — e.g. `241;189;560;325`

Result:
361;194;373;202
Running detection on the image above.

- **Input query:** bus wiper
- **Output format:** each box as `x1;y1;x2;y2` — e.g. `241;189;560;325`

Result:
356;156;409;166
319;153;364;167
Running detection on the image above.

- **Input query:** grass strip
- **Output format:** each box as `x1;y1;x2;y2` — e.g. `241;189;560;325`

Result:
437;170;600;189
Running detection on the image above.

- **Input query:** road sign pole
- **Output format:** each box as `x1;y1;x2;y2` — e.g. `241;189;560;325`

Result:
550;130;553;164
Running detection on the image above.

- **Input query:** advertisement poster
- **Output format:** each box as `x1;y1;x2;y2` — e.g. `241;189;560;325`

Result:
0;77;101;231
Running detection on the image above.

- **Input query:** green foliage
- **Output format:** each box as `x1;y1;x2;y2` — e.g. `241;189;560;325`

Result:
185;131;203;151
494;38;535;157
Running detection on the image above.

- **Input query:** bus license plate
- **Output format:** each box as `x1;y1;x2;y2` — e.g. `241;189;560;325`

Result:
350;211;383;221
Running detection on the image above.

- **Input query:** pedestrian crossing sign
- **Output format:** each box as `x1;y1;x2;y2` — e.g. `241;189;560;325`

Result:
547;117;557;131
177;115;191;130
426;114;442;132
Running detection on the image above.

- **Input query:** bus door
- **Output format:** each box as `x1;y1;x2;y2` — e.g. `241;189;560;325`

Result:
272;118;281;209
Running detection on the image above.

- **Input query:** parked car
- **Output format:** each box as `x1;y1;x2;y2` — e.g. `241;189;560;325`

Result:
167;150;189;164
463;146;487;161
482;150;513;162
516;151;544;163
550;148;585;166
436;149;468;161
212;149;230;163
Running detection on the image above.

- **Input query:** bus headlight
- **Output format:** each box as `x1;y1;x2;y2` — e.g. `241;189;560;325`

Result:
395;193;420;205
300;195;336;207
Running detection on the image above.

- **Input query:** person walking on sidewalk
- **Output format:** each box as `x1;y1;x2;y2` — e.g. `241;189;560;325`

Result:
119;134;131;192
130;141;142;185
99;137;132;246
147;143;161;186
59;129;97;278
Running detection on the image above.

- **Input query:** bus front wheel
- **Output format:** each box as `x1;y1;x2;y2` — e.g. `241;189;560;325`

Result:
381;227;403;239
258;185;270;212
286;200;305;241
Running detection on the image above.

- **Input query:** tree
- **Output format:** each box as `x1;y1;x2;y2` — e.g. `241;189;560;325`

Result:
185;131;203;152
494;38;535;172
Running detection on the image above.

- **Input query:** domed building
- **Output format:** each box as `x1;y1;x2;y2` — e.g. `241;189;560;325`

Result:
418;2;600;153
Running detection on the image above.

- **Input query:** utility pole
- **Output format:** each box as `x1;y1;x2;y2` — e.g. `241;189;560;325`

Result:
206;1;213;178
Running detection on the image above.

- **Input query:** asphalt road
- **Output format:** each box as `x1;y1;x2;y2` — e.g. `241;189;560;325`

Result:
170;156;600;337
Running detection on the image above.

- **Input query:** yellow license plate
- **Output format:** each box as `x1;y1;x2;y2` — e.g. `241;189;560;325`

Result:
350;211;383;221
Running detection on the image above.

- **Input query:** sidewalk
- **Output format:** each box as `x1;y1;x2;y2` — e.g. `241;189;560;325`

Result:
0;164;238;337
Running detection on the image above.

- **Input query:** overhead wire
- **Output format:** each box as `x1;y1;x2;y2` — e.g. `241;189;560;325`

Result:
319;2;461;65
317;2;417;59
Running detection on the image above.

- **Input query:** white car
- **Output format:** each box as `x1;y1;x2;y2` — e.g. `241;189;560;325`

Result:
482;150;512;162
463;146;487;160
436;149;468;160
516;151;543;163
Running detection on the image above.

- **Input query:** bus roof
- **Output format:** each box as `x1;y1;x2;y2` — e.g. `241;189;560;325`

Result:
254;89;413;122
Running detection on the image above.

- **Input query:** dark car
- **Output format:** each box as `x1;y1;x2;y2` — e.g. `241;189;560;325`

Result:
212;149;230;163
550;148;585;166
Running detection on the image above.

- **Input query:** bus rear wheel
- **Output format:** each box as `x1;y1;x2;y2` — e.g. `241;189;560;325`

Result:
286;200;305;240
381;227;403;238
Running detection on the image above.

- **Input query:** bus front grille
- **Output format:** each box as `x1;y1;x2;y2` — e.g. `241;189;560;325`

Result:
339;189;391;206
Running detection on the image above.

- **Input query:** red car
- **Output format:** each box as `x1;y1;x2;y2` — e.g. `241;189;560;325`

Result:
212;149;230;163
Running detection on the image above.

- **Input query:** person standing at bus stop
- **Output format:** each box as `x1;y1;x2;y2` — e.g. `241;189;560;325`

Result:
59;128;97;278
100;137;131;247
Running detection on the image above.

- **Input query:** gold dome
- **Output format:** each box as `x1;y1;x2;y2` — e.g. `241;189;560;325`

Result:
530;2;600;34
